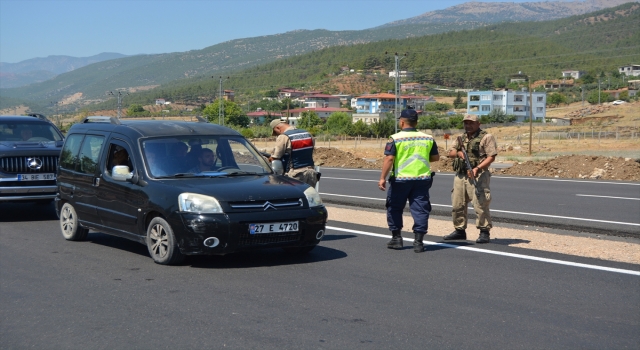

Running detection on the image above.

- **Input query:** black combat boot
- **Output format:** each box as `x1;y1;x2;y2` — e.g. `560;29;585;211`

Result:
443;229;466;240
387;230;403;249
413;233;426;253
476;230;490;244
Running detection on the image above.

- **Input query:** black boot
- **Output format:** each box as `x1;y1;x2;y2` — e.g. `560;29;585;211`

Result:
413;233;425;253
387;230;403;249
476;230;490;244
443;229;466;240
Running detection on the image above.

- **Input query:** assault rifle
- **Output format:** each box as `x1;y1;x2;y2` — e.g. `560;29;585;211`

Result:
456;136;482;198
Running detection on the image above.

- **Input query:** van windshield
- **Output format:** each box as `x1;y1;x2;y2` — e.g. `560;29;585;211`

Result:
142;135;272;178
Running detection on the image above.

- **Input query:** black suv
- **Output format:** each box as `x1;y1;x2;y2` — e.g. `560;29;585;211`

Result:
0;114;65;203
56;117;327;265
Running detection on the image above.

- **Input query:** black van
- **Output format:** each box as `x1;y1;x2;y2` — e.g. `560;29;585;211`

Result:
56;117;327;265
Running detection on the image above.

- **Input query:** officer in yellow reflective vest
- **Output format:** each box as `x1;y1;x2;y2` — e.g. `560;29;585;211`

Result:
378;109;440;253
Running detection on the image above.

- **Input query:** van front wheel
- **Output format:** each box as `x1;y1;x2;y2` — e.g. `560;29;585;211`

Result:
60;203;89;241
146;217;184;265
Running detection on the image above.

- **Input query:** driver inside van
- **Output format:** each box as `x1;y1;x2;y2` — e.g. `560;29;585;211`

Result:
188;148;217;173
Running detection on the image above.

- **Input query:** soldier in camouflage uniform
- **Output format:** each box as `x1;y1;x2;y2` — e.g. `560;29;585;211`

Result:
444;114;498;243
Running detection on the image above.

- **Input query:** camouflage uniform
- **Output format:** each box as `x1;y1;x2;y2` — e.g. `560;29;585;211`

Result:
449;130;498;231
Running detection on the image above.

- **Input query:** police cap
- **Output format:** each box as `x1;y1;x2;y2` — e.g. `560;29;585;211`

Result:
399;109;418;121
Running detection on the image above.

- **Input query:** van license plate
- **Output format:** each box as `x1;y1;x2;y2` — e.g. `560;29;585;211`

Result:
249;221;299;234
18;173;56;181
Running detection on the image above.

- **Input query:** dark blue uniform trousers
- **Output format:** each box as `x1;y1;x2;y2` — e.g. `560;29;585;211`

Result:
386;177;433;234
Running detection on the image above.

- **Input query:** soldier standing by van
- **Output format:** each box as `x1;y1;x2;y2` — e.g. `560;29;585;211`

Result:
444;114;498;243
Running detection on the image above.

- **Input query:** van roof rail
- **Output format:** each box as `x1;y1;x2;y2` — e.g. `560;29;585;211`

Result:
83;116;122;125
26;113;49;121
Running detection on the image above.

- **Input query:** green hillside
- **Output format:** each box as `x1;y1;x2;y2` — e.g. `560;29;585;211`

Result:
1;2;638;113
0;22;484;108
119;3;640;107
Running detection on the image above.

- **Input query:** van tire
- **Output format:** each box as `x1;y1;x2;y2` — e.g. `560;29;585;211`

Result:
146;217;184;265
60;203;89;241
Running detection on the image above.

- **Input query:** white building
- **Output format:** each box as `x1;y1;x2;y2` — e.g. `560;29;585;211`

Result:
467;90;546;122
561;70;585;79
619;64;640;77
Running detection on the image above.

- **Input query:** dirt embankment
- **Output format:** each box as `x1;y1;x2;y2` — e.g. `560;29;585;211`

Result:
313;147;640;181
496;155;640;181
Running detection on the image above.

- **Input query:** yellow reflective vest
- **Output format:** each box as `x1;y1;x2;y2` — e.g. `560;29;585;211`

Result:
391;130;435;180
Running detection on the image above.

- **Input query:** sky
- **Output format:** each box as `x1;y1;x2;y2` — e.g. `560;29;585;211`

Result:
1;0;535;63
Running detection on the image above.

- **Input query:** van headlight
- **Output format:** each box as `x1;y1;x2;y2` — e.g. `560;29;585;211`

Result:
304;187;323;207
178;193;223;213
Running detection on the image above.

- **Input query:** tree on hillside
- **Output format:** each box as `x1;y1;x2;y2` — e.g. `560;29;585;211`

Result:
370;114;395;138
349;120;370;136
453;92;466;109
324;112;352;135
482;77;494;90
547;92;567;107
126;104;146;116
486;108;512;123
202;99;245;126
297;110;321;129
264;90;278;98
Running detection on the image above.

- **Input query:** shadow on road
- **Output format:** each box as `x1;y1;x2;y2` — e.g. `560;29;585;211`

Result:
87;232;150;258
188;246;347;269
321;234;357;241
491;238;532;246
84;231;348;268
0;201;57;222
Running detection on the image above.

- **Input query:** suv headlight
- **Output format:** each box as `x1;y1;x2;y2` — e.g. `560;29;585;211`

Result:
304;187;323;207
178;193;223;213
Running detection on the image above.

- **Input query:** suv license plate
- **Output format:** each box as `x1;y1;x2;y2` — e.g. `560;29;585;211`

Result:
249;221;299;234
18;173;56;181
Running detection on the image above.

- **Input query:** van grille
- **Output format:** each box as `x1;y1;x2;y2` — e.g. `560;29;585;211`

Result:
237;231;302;247
228;198;303;212
0;156;58;174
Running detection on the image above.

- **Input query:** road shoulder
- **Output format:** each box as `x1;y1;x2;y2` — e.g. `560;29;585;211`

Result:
325;204;640;265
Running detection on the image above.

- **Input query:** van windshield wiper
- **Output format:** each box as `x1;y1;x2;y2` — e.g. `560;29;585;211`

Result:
224;171;260;176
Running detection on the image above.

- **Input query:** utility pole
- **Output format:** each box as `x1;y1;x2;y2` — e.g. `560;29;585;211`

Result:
598;78;601;105
581;86;584;107
108;91;128;118
528;75;533;156
386;51;407;134
217;76;229;125
50;101;60;127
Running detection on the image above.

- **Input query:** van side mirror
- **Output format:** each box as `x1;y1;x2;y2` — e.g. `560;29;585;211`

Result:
112;165;133;182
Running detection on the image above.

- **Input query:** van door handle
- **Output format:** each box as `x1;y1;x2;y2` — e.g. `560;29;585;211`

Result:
93;178;100;187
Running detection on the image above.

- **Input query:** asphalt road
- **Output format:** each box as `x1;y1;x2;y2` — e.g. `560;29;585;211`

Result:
1;201;639;349
317;167;640;236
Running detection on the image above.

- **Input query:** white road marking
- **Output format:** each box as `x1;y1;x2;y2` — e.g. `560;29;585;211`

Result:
327;226;640;276
320;192;640;227
321;169;640;185
322;176;378;182
577;194;640;201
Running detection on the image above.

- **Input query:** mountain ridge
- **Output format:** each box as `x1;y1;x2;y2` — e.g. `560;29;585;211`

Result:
1;1;637;110
0;52;128;88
